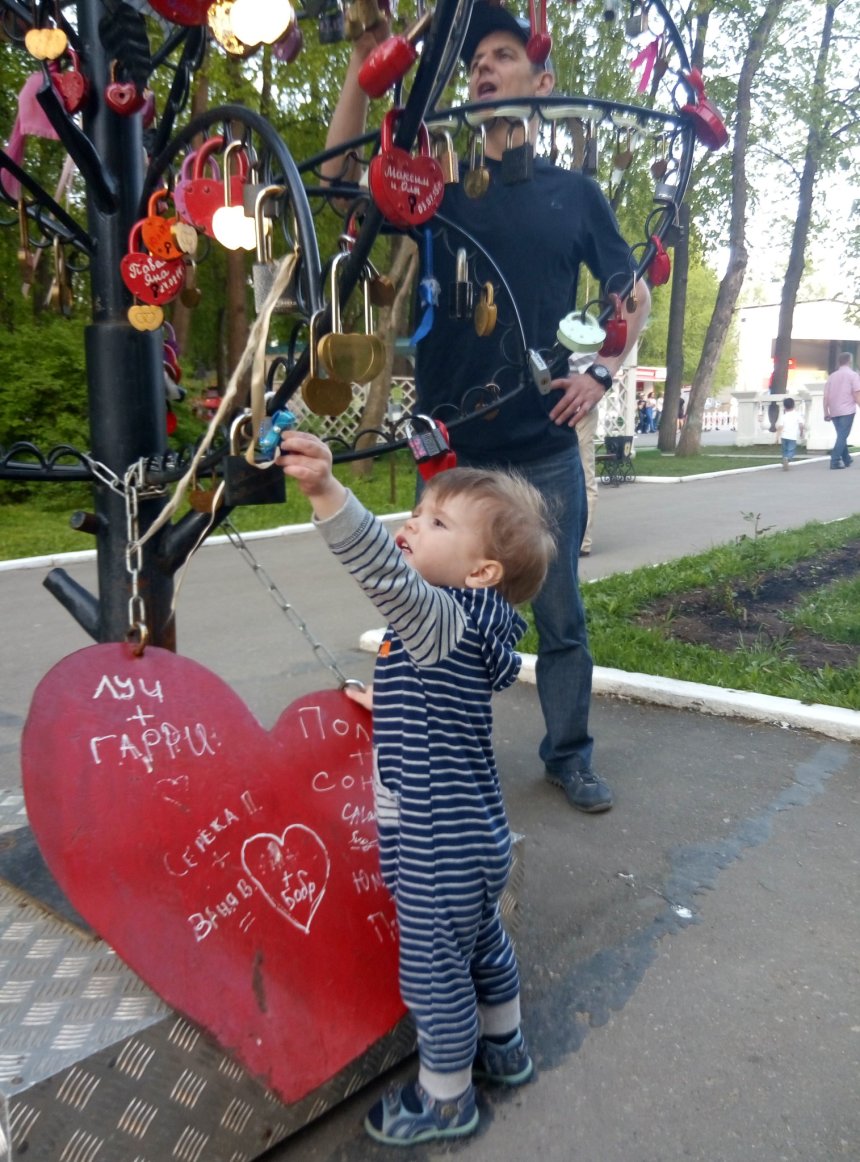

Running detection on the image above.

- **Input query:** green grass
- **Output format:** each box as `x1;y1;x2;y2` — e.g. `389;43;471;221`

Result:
790;576;860;645
519;514;860;711
630;447;809;476
0;452;418;561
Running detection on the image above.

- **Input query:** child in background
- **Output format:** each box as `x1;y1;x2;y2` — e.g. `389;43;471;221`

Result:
777;397;803;469
277;431;556;1146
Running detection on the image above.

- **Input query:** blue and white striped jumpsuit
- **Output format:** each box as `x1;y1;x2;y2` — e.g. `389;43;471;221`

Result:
317;491;525;1077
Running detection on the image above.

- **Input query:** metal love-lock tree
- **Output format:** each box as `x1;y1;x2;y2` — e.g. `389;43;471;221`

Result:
0;0;467;652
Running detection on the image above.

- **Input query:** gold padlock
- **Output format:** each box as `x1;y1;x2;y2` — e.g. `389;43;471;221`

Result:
463;126;490;198
474;282;497;337
303;309;353;416
318;253;384;385
432;128;459;185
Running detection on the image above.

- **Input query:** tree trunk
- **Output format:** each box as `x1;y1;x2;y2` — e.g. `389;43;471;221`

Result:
352;236;419;477
678;0;787;454
168;74;210;360
658;2;711;453
658;202;689;451
769;1;837;396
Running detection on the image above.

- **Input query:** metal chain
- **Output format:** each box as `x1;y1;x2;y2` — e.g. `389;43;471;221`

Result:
124;462;149;651
222;518;351;688
122;460;168;653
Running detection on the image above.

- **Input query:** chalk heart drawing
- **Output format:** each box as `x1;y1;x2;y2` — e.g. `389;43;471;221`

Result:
21;643;404;1105
241;825;330;934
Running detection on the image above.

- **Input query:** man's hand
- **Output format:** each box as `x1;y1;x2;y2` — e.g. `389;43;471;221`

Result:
276;431;347;520
548;371;605;427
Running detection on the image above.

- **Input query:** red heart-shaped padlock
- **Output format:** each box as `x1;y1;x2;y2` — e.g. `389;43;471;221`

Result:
121;223;186;305
369;111;444;228
680;68;729;151
146;0;212;24
526;31;552;65
182;136;248;238
106;75;145;115
21;644;404;1104
648;234;671;286
598;293;627;358
48;47;89;114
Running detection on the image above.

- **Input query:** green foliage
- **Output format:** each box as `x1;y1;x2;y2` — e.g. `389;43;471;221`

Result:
0;314;89;448
518;512;860;710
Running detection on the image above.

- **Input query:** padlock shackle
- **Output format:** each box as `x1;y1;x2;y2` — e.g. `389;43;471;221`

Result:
221;139;247;208
254;183;286;263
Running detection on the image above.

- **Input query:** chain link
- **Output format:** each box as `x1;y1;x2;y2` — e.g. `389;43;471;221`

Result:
122;460;168;651
222;518;351;688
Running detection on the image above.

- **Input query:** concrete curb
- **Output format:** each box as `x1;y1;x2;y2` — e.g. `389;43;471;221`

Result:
357;629;860;744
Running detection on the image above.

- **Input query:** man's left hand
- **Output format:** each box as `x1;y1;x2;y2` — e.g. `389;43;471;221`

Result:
548;372;605;427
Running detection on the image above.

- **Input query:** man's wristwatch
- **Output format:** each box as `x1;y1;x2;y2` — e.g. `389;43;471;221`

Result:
584;363;614;391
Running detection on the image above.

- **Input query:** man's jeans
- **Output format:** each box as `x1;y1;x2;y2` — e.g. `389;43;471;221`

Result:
830;413;855;467
458;446;594;776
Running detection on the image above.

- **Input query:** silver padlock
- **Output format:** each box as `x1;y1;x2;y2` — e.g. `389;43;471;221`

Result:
625;0;648;36
252;184;299;315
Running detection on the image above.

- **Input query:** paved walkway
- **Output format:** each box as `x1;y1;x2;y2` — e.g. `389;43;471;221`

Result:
1;442;859;1161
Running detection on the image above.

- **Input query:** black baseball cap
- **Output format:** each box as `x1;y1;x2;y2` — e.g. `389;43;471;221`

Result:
460;2;553;72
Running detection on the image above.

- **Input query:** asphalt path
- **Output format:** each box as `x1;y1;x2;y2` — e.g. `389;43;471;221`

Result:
1;440;858;1161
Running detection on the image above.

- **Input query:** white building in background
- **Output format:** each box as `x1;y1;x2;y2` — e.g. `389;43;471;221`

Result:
736;297;860;392
734;297;860;450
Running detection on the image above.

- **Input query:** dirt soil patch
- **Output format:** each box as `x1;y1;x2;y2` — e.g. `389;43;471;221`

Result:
638;542;860;670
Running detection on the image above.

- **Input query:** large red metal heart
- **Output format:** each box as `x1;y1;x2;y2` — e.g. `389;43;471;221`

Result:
21;644;404;1104
369;146;444;228
121;249;186;304
48;57;89;114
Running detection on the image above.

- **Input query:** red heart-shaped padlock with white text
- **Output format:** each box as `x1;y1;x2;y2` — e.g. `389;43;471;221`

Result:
369;110;444;228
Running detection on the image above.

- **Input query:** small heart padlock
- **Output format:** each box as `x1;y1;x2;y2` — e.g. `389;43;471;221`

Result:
368;109;444;228
105;60;145;115
120;223;186;305
24;26;68;60
141;189;185;262
48;47;90;115
128;303;164;331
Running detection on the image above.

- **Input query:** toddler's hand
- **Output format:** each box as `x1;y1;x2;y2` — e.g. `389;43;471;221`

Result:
345;683;373;712
276;431;346;519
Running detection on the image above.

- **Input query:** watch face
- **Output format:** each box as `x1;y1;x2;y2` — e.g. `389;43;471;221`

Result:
588;364;612;387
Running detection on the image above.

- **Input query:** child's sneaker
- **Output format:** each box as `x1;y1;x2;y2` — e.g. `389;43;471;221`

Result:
473;1028;535;1086
364;1080;478;1145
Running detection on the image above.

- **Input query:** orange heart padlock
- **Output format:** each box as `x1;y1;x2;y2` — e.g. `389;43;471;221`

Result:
368;109;444;228
141;189;185;262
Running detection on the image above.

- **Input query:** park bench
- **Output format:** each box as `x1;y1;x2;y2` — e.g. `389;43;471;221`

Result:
596;435;636;486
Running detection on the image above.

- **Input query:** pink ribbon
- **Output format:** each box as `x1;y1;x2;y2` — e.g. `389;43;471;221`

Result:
629;38;659;94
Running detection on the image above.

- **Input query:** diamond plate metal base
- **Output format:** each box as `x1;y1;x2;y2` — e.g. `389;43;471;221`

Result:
0;792;524;1161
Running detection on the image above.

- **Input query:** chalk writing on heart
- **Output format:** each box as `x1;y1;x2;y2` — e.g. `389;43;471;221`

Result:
241;825;330;934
